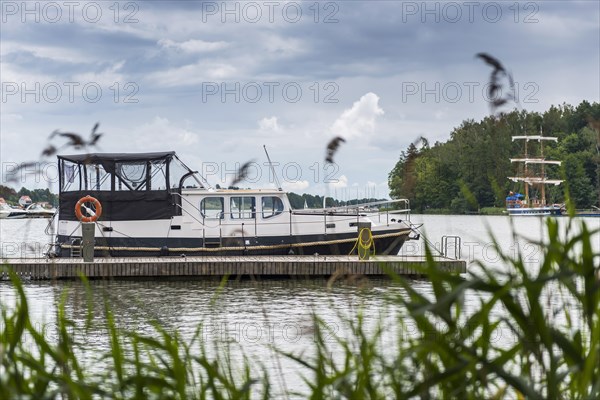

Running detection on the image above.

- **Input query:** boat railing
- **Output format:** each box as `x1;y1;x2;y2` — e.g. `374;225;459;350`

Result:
291;199;410;235
293;198;409;213
45;211;57;236
172;192;411;239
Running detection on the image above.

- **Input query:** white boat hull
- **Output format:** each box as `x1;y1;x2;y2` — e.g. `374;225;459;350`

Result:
507;206;563;216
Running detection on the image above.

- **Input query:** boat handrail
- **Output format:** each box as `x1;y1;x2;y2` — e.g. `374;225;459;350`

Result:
293;198;410;213
293;199;410;225
172;192;412;232
386;209;411;214
45;211;58;236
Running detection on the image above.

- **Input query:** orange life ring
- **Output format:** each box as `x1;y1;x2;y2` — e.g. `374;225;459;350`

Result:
75;195;102;223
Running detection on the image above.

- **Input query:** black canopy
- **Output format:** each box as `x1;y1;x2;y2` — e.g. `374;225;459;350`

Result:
59;152;175;162
59;152;175;176
58;152;180;221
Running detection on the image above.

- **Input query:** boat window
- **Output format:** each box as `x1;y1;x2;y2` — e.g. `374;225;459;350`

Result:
149;160;168;190
262;196;284;218
230;196;255;219
84;164;111;191
115;162;147;191
61;160;82;192
200;197;224;219
114;160;169;191
169;158;194;189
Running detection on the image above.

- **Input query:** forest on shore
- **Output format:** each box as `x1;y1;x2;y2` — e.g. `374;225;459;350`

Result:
388;101;600;213
0;186;57;206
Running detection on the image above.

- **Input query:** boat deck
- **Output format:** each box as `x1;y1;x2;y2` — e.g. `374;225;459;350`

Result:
1;255;466;280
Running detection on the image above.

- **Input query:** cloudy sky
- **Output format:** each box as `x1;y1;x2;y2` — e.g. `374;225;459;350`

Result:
1;1;598;199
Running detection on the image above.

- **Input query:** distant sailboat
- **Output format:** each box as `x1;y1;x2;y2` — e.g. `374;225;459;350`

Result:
506;129;564;216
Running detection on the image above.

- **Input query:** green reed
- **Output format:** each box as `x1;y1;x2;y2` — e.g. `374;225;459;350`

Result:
0;274;269;399
283;217;599;399
1;217;599;399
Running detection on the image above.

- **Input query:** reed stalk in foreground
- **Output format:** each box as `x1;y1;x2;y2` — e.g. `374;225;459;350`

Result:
0;274;270;399
1;217;599;399
281;217;599;399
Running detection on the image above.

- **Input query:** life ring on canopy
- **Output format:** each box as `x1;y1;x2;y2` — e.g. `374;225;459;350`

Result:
75;195;102;223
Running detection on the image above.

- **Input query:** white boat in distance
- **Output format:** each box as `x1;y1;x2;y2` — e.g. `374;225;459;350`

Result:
0;202;28;219
50;152;416;257
26;202;57;218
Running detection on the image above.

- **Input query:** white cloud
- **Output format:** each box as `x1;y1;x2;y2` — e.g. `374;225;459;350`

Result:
283;180;310;191
73;61;125;87
0;113;23;123
158;39;229;53
523;13;598;40
0;41;90;64
258;116;281;132
134;116;198;148
261;35;307;58
0;62;55;85
147;62;237;87
367;181;377;188
330;93;384;139
329;174;348;189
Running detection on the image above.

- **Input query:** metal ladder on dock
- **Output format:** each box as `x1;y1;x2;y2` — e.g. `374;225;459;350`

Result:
70;238;82;258
441;235;462;260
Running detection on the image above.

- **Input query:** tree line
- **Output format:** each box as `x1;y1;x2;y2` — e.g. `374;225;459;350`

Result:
0;186;58;206
388;101;600;213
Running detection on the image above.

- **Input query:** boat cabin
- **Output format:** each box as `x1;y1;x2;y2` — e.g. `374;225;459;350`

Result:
57;152;291;225
53;151;411;257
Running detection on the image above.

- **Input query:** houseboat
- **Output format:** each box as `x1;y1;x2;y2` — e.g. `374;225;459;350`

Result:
49;152;416;257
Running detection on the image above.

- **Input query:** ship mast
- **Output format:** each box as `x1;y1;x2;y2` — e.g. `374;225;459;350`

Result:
524;131;529;206
508;129;563;208
540;127;546;206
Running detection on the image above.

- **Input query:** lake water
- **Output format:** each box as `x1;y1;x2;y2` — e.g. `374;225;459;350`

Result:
1;215;599;396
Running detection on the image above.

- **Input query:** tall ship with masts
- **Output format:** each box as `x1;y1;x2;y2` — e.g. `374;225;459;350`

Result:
506;130;564;216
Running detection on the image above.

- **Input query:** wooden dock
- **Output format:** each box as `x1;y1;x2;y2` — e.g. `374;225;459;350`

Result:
1;255;466;280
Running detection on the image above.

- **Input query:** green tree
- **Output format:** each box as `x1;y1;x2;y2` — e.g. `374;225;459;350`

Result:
388;142;421;206
388;101;600;211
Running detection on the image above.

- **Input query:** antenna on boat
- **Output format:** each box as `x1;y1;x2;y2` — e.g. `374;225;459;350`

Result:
263;145;282;191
